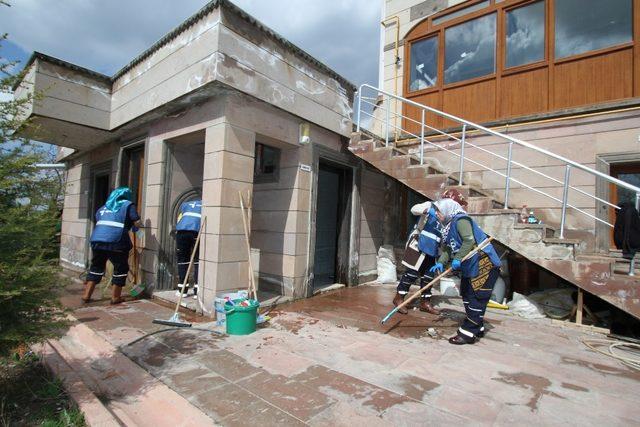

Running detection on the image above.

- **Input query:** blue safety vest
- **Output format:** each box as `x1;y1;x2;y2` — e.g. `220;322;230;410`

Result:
445;214;501;278
176;200;202;232
417;213;442;257
90;201;132;243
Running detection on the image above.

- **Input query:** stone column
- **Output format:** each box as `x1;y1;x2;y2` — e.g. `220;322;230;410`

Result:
200;122;255;312
140;136;166;289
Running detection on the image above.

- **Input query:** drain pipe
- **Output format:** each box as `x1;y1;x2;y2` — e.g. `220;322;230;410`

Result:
381;15;401;143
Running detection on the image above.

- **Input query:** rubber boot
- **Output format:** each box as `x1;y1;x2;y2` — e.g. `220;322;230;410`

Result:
111;285;124;305
82;281;97;303
419;298;441;315
393;293;408;314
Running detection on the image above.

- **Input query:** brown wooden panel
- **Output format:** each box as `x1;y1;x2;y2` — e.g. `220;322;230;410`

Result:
499;68;549;118
404;92;442;135
442;79;496;128
553;48;634;109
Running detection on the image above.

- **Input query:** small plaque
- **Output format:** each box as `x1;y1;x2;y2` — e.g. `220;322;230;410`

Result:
299;164;312;172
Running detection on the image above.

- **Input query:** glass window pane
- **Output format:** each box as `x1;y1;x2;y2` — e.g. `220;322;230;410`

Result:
409;36;438;92
555;0;632;59
506;1;545;68
445;13;496;84
433;0;490;26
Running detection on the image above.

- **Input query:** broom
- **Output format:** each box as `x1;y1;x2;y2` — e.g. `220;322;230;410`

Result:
381;237;494;324
153;217;206;327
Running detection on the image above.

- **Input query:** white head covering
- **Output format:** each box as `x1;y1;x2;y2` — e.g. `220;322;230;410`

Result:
435;198;467;239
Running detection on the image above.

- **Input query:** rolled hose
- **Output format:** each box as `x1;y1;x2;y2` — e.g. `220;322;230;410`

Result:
582;338;640;371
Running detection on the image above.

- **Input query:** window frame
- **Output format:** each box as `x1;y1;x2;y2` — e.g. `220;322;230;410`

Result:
406;34;440;95
253;142;281;184
552;0;634;63
503;0;548;72
442;10;498;87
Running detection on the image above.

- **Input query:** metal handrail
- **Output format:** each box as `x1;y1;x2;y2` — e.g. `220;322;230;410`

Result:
356;84;640;238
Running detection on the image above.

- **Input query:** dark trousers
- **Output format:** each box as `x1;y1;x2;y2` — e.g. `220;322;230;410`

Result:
397;255;436;299
176;230;199;292
86;249;129;286
458;267;500;341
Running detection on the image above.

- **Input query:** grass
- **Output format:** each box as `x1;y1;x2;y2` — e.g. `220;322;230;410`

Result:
0;352;85;427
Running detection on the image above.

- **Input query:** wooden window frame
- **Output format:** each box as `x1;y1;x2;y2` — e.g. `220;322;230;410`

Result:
502;0;548;73
402;0;640;122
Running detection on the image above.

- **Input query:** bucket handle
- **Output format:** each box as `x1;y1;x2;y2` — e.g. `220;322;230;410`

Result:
224;307;236;315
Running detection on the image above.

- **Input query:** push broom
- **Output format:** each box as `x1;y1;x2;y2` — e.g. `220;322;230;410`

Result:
381;237;494;324
153;217;206;327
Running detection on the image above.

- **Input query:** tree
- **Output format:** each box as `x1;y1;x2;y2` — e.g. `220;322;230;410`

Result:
0;3;67;356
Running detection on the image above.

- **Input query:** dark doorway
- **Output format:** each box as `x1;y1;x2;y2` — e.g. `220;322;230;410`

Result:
610;162;640;247
91;173;110;222
314;161;352;289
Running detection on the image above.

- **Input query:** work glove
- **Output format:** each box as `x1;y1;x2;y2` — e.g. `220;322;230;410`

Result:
134;228;144;239
451;259;461;270
429;263;444;274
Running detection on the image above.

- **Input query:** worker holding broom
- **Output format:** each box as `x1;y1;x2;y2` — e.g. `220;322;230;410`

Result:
393;189;469;315
430;197;501;345
175;198;202;298
82;187;142;305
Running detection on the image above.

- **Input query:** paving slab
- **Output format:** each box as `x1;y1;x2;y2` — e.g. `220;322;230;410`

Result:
58;283;640;426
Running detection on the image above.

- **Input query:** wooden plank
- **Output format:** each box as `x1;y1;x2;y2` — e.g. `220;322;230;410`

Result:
576;288;584;325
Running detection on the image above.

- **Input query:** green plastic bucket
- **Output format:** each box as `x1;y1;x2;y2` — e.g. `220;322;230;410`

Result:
224;299;260;335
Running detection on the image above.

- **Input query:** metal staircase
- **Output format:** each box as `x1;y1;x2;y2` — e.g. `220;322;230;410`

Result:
351;84;640;320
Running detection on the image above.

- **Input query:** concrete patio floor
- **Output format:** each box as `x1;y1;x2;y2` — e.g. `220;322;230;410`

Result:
52;283;640;426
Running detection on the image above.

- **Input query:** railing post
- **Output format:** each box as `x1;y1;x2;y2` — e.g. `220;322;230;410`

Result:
385;95;390;147
559;165;572;239
636;192;640;212
420;110;425;165
504;141;514;209
458;125;467;186
356;89;362;132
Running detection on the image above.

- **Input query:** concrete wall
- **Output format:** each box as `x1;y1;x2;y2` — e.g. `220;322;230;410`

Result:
59;143;120;272
358;166;387;282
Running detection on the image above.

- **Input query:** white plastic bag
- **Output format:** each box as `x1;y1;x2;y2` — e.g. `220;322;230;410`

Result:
440;277;460;297
377;245;397;283
508;292;545;319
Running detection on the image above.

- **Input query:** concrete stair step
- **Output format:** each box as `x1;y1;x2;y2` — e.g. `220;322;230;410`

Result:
374;155;414;172
514;223;558;238
403;175;449;196
466;196;494;214
391;164;433;180
360;146;394;162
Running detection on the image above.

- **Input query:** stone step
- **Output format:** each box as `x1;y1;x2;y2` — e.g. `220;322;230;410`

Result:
403;175;449;197
392;164;433;180
466;196;494;214
50;315;215;426
360;146;394;162
348;140;375;154
514;223;558;239
374;155;413;172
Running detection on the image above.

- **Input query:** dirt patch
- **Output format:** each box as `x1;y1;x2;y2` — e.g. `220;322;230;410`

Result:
561;357;640;381
492;371;564;411
398;375;440;401
561;382;589;392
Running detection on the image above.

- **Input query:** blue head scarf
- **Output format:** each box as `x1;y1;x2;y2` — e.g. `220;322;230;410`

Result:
105;187;133;211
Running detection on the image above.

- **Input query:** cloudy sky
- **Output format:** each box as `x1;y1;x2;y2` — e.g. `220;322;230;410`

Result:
0;0;382;88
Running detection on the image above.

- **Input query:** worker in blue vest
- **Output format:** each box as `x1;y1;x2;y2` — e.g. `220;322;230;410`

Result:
82;187;141;304
393;200;443;315
175;199;202;298
430;198;501;345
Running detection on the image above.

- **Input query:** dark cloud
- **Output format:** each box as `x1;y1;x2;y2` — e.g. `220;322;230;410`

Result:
0;0;380;87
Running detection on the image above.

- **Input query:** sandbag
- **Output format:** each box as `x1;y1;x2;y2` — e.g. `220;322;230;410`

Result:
508;292;545;319
377;245;397;283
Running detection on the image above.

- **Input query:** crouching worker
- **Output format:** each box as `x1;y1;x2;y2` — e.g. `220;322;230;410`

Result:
175;198;202;298
393;200;442;315
82;187;142;305
430;198;501;345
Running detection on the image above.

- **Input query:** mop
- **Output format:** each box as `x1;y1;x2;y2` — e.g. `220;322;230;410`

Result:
381;237;495;324
153;217;206;327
